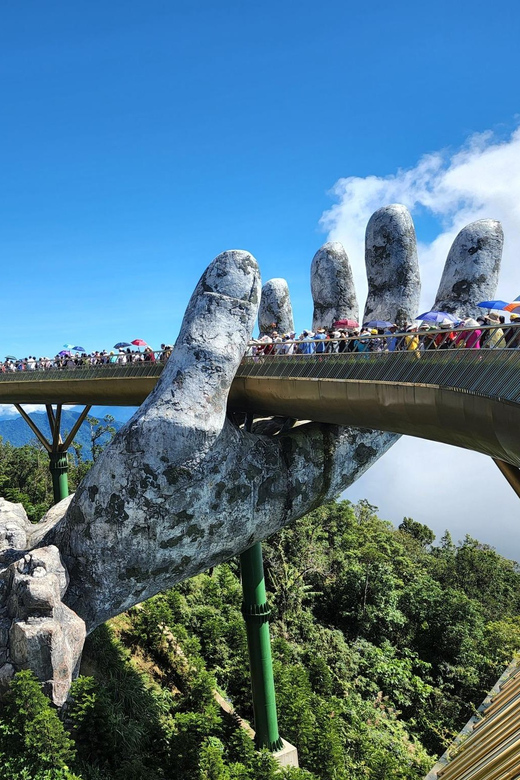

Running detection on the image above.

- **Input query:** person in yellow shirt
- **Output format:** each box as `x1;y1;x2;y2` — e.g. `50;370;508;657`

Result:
405;327;420;352
483;314;505;348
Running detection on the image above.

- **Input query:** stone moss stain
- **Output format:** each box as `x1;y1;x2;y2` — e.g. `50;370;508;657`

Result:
159;535;183;549
107;494;129;524
185;524;205;541
163;465;192;486
353;443;378;466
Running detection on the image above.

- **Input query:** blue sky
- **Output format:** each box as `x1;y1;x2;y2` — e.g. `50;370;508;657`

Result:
2;1;520;553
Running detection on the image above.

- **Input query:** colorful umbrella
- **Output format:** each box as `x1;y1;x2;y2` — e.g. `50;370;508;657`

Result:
333;319;359;329
417;311;461;325
58;350;71;356
477;299;520;312
364;320;394;329
477;300;510;310
63;343;74;350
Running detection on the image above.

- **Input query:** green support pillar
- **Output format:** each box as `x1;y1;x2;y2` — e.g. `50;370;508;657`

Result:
240;541;283;752
14;402;91;507
49;452;69;504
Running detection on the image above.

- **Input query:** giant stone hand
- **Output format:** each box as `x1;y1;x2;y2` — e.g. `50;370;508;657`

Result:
1;205;502;701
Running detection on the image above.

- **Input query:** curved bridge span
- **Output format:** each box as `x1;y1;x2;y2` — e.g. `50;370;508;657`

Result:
1;349;520;469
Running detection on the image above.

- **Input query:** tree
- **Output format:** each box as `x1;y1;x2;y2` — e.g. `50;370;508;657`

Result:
399;517;436;547
0;670;76;778
87;415;116;462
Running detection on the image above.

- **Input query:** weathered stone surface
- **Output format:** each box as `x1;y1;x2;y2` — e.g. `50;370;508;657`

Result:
16;547;69;597
10;619;55;679
0;498;30;558
0;545;85;706
0;663;15;690
363;204;420;327
311;242;359;329
0;616;10;646
433;220;503;318
28;495;73;549
9;604;85;706
258;278;294;335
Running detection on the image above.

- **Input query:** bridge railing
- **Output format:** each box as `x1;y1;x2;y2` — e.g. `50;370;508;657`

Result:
2;324;520;403
0;354;167;379
246;322;520;356
238;323;520;405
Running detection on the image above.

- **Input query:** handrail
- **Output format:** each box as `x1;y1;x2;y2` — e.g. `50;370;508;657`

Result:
236;348;520;405
2;323;520;374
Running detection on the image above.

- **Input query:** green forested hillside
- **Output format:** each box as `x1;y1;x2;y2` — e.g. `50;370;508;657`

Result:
0;411;123;460
0;442;519;780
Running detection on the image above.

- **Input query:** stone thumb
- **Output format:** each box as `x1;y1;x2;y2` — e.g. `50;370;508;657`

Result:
142;250;261;427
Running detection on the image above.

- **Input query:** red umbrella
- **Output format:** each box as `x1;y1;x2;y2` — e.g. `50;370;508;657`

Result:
131;339;148;347
333;319;359;329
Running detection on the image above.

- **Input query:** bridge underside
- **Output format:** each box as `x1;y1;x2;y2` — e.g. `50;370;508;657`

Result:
229;377;520;469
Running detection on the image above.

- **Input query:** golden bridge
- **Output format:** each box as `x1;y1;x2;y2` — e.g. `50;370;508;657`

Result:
1;329;520;495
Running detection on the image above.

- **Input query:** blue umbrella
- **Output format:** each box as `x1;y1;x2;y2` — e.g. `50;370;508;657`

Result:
72;346;86;352
114;342;131;348
477;300;510;310
417;311;461;324
58;350;71;356
364;320;394;329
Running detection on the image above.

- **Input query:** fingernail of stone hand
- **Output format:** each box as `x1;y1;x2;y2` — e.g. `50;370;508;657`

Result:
311;242;359;329
197;250;260;304
433;219;503;317
364;204;420;327
258;279;294;335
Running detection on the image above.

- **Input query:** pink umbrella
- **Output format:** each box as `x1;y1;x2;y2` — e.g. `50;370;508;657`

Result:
131;339;148;347
333;319;359;329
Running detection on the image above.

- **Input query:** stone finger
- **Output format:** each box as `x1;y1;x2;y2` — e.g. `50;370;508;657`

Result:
278;423;398;516
363;204;420;328
311;242;359;330
258;279;294;335
433;219;503;317
143;249;261;426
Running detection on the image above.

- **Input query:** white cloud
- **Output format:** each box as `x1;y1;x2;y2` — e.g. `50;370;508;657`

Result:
321;126;520;311
0;404;47;418
323;126;520;556
344;437;520;563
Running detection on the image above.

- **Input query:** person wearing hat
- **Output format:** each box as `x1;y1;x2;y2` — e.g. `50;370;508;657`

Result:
482;314;505;349
354;328;371;353
314;326;327;354
405;326;420;355
299;330;316;355
504;314;520;347
454;318;482;349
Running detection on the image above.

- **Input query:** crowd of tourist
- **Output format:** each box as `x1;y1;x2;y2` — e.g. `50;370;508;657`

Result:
247;313;520;356
2;315;519;374
0;345;173;373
